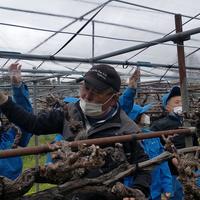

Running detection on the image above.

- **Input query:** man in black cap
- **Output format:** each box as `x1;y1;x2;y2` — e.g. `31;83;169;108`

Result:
0;64;150;200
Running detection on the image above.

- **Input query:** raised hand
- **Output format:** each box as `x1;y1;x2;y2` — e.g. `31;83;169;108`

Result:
128;68;140;88
8;63;22;85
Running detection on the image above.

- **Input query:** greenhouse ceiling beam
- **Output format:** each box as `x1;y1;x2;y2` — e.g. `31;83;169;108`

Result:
0;53;200;72
0;67;86;74
91;27;200;61
0;73;186;85
24;73;73;83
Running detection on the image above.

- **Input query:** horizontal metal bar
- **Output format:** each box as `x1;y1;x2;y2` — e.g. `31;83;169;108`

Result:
0;53;200;71
92;27;200;61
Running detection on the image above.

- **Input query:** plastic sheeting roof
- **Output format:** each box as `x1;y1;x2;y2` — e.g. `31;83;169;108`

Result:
0;0;200;81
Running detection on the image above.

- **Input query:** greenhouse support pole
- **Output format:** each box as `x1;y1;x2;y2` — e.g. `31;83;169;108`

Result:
175;14;192;147
33;67;40;192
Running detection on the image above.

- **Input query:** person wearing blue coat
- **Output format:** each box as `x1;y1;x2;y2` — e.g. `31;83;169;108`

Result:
0;63;32;180
119;87;136;115
120;92;173;200
119;68;140;114
118;70;173;199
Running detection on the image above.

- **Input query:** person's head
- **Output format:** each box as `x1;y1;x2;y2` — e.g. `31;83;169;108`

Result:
77;64;121;117
162;86;182;114
129;104;153;127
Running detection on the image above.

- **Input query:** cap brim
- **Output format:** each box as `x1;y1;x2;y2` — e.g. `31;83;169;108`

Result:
77;76;110;91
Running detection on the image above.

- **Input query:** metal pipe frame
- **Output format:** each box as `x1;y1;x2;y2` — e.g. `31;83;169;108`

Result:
91;27;200;61
0;55;200;73
0;27;199;73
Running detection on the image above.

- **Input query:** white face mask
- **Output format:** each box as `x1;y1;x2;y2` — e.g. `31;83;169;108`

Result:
173;106;182;115
143;114;150;125
79;95;114;117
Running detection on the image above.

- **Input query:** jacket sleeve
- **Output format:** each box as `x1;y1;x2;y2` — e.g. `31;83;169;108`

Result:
0;129;15;149
120;110;151;197
150;120;163;131
1;97;64;135
128;140;151;197
160;161;173;193
12;83;33;113
119;87;136;115
12;83;33;146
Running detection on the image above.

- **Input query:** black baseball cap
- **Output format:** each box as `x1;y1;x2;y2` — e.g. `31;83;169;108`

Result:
77;64;121;92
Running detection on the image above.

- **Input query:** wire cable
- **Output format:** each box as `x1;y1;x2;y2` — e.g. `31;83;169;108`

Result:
126;12;200;62
1;0;112;70
52;3;108;56
126;12;200;80
1;22;199;49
